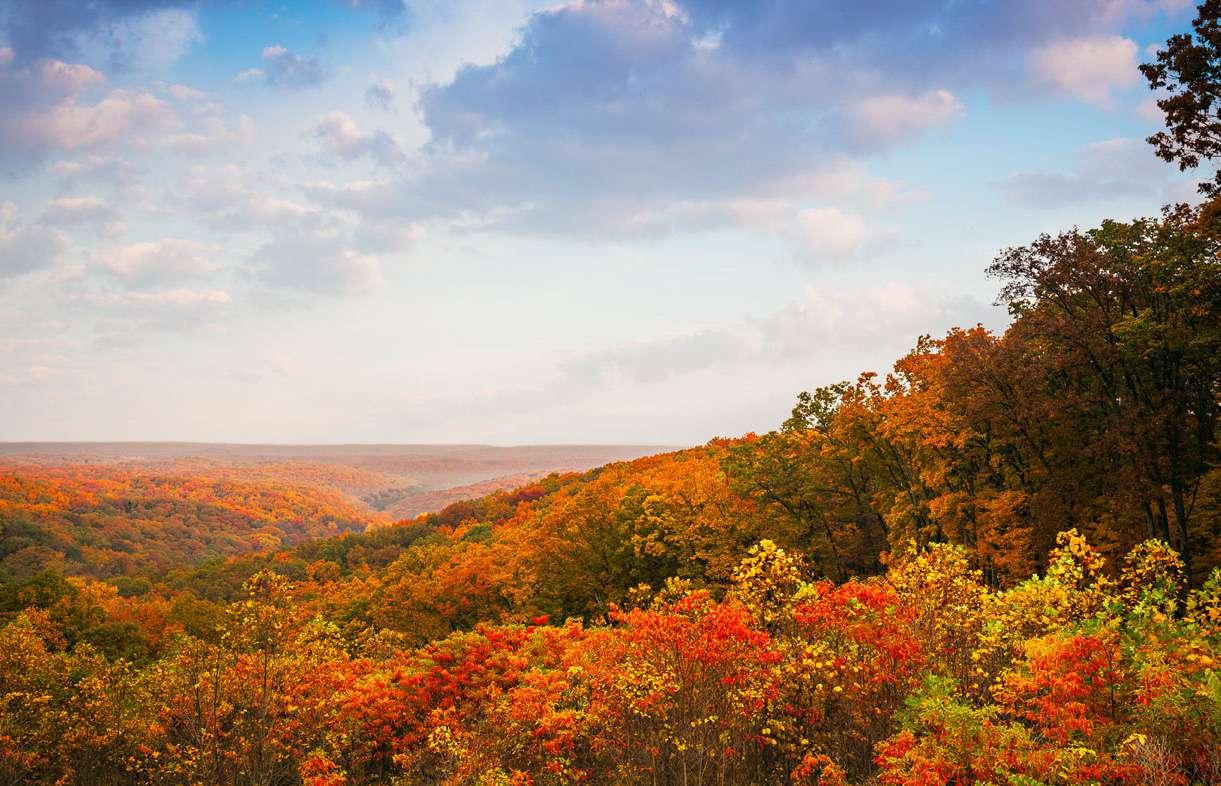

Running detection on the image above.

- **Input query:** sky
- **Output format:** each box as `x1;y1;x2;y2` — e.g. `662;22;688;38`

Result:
0;0;1204;445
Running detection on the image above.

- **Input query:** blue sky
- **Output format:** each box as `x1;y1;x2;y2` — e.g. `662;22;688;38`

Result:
0;0;1203;444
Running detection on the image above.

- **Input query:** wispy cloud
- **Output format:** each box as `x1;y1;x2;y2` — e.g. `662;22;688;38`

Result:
240;45;329;89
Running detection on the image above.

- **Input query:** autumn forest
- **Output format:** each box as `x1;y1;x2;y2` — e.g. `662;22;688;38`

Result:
4;3;1221;786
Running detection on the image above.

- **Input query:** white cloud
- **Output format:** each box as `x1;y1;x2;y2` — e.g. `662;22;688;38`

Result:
109;288;232;306
39;196;125;236
177;168;330;233
402;281;1000;429
573;195;876;261
51;155;140;189
996;136;1178;206
253;232;384;295
842;89;965;150
1029;36;1140;108
93;238;217;287
165;83;207;101
309;111;405;167
165;113;256;154
251;44;328;89
1136;96;1164;123
365;77;395;111
72;286;234;341
31;56;106;93
242;195;318;225
0;51;177;168
791;207;869;257
33;88;173;148
0;202;65;279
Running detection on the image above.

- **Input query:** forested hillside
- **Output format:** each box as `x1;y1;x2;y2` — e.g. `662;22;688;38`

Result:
0;466;379;584
3;6;1221;784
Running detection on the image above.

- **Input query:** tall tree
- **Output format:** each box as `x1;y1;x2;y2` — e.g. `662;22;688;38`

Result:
1142;0;1221;194
988;205;1221;583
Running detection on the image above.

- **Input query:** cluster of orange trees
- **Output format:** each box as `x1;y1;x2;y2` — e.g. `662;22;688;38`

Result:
3;532;1217;785
0;198;1217;783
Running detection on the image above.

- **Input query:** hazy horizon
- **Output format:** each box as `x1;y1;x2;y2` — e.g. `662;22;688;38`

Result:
0;440;684;448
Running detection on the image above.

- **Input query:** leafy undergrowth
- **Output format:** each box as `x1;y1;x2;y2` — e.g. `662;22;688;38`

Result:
2;533;1217;784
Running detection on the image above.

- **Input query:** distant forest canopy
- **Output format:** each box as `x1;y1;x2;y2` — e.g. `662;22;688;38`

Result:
3;4;1221;785
0;444;663;589
0;464;380;584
